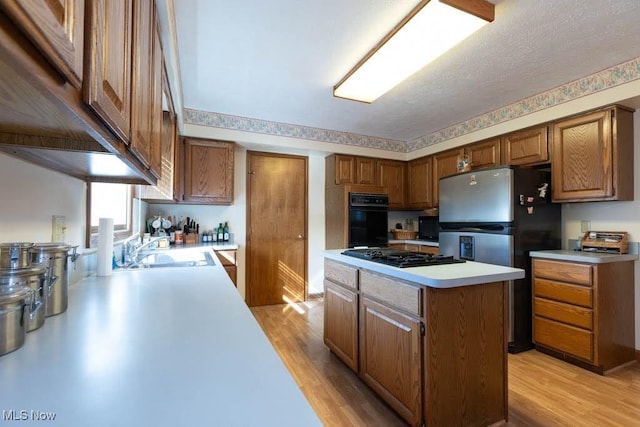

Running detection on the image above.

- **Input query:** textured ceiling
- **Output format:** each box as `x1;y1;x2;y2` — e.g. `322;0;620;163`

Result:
173;0;640;146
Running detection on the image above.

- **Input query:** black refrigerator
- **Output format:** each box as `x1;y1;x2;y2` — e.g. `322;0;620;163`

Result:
438;166;561;353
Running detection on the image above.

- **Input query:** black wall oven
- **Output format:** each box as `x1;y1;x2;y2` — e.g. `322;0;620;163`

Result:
348;193;388;248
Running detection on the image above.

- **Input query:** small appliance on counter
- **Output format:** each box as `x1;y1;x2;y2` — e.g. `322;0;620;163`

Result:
418;215;439;242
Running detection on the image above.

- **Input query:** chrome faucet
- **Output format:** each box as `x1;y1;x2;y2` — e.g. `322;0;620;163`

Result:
120;233;140;266
125;236;169;267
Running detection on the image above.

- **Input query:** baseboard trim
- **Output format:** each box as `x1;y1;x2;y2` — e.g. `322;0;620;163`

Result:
308;292;324;300
636;349;640;362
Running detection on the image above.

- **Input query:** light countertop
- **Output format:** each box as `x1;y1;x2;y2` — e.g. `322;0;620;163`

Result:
324;249;524;288
0;254;320;426
163;242;239;251
388;239;439;247
530;250;639;264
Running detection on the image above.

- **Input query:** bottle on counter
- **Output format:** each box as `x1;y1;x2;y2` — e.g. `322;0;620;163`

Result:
223;222;229;242
217;223;224;242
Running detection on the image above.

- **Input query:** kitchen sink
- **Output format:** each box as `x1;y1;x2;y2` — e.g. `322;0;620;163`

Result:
126;259;213;269
118;247;216;270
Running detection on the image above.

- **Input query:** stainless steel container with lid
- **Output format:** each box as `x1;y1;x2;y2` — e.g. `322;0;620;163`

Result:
0;242;34;268
31;243;78;317
0;265;47;332
0;285;31;357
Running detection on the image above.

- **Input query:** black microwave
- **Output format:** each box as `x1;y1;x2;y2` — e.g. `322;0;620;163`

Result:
418;216;439;241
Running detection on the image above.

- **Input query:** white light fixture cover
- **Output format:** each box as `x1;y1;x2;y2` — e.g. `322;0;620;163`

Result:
334;0;494;103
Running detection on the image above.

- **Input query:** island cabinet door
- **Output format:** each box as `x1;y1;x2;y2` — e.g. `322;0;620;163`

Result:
359;297;423;427
323;280;359;372
424;283;507;427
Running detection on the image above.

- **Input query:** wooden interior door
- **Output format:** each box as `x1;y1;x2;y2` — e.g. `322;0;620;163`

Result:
247;152;308;306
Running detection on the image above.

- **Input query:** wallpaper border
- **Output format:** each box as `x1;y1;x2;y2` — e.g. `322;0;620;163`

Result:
184;56;640;153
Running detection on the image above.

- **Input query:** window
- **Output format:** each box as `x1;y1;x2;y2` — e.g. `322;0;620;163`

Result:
86;182;133;248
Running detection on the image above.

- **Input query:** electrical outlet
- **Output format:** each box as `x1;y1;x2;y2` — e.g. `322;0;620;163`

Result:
580;220;591;233
52;215;66;242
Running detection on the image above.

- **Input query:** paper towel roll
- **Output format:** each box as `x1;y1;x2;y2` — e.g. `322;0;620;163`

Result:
97;217;114;276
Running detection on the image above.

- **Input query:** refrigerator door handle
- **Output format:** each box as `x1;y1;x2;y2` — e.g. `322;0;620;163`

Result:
440;224;507;233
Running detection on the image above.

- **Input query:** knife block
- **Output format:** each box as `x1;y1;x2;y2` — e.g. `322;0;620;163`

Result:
183;234;198;245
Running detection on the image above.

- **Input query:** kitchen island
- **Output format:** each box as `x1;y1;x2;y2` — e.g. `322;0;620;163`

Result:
0;253;321;426
323;249;524;427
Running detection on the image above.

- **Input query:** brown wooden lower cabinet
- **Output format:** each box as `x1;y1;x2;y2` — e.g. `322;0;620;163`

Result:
323;258;508;426
532;258;635;374
390;242;439;255
323;259;359;371
360;297;422;426
323;280;359;372
215;249;237;286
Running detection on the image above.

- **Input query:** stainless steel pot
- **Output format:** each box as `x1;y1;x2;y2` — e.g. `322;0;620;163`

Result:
31;243;78;317
0;285;31;357
0;265;47;332
0;242;34;268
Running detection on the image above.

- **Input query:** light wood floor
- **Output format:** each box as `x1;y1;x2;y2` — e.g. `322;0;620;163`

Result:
251;300;640;427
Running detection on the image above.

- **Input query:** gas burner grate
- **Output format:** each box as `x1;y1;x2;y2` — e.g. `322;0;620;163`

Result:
341;248;465;268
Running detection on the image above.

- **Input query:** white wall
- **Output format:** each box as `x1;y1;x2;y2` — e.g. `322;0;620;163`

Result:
0;154;86;244
0;153;95;282
145;147;326;299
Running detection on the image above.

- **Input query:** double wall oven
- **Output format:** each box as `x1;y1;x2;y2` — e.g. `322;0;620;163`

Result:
348;193;388;248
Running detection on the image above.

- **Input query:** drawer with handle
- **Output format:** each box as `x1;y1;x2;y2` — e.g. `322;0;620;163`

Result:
534;297;593;330
325;259;358;290
533;259;592;286
534;278;593;307
534;316;593;362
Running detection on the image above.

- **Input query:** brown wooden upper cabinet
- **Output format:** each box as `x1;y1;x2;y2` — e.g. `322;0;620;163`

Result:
0;0;85;88
129;0;155;169
356;157;377;185
431;148;460;207
502;126;549;166
328;154;355;185
0;0;165;184
173;133;184;202
85;0;163;176
136;110;177;201
84;0;133;144
326;154;377;186
467;137;501;169
551;106;634;202
407;156;433;209
182;138;235;204
377;159;406;209
149;18;163;178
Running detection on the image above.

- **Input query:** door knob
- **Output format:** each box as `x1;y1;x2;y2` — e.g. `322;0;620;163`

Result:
297;235;304;239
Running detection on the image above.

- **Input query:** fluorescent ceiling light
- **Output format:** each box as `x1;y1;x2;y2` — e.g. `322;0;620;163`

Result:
334;0;495;103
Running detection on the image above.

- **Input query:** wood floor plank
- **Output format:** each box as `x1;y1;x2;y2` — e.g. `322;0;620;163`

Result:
251;300;640;426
